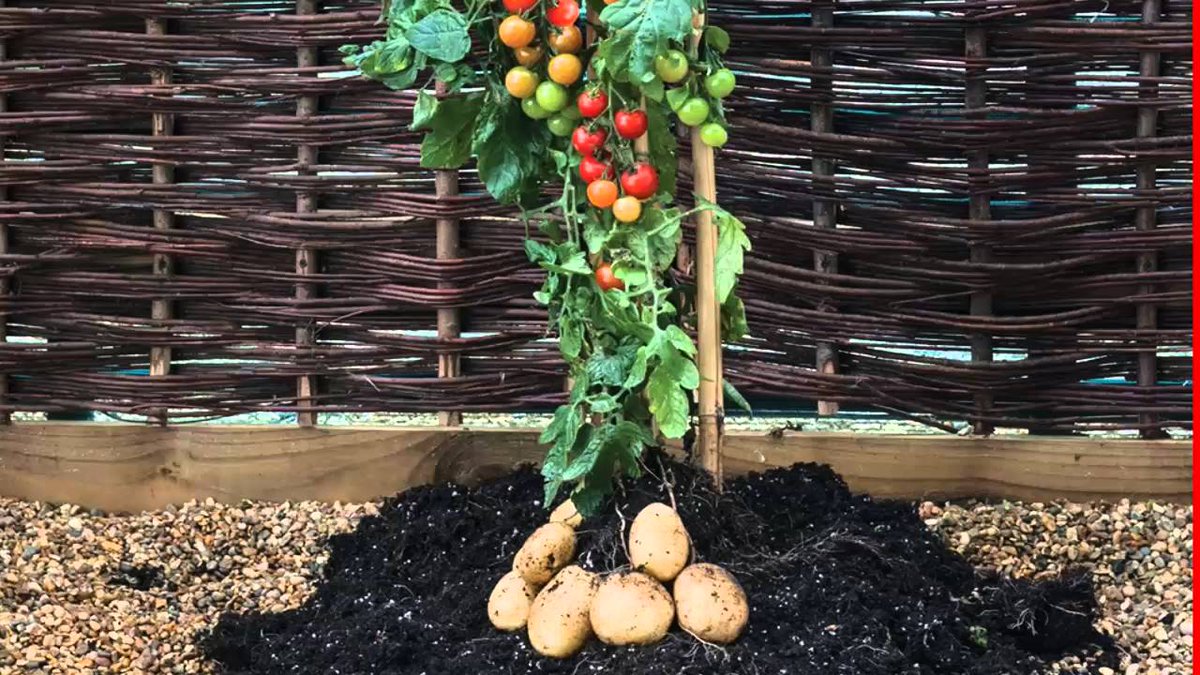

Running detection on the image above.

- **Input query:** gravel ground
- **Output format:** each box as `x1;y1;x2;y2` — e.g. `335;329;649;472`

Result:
0;492;1190;674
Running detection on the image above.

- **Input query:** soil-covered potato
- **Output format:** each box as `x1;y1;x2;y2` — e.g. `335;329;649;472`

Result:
588;571;674;646
527;565;600;658
673;563;749;644
549;499;583;528
514;522;575;585
628;502;690;582
487;570;538;632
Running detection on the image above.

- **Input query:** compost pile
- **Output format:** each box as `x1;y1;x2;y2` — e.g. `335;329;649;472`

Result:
202;454;1114;674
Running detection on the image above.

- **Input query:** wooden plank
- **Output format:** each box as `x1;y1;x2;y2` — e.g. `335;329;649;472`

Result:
0;425;1188;512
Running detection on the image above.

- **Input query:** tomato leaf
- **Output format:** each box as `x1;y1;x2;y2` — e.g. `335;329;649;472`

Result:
665;84;691;113
721;294;749;342
624;346;649;388
406;9;471;62
705;201;751;303
563;424;608;481
560;316;584;359
599;0;694;85
724;380;753;414
665;324;696;356
418;93;481;169
646;363;690;438
705;26;731;54
473;95;549;204
645;105;677;197
587;346;636;386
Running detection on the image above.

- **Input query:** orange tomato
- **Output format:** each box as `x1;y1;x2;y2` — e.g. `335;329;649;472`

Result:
587;180;618;208
505;66;539;99
548;54;582;86
547;25;583;54
612;196;642;223
514;45;543;67
499;15;536;49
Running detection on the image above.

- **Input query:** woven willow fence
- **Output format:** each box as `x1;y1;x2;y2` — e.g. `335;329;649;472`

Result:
0;0;1190;436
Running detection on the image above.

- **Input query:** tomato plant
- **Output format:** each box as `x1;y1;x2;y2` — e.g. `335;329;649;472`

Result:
345;0;751;515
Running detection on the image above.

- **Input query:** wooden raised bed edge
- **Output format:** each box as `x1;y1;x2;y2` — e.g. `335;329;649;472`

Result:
0;424;1190;512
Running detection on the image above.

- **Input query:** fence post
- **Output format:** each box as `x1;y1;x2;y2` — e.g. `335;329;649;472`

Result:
811;1;838;416
295;0;320;426
965;24;994;435
691;12;722;487
147;16;174;426
435;82;463;427
0;0;9;425
1135;0;1165;439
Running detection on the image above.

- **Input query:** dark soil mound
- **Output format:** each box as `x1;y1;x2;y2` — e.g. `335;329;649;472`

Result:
202;454;1115;674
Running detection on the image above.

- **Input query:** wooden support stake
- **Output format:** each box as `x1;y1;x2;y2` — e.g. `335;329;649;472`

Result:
965;25;994;435
811;2;838;416
690;13;722;487
295;0;320;427
435;82;463;427
1135;0;1165;439
147;17;174;426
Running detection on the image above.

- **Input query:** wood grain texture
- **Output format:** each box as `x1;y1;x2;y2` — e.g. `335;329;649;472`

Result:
0;425;1188;512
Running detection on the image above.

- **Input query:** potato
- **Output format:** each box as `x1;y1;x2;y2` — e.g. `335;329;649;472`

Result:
628;502;690;582
514;522;575;586
549;498;583;528
487;570;538;632
673;563;749;644
588;571;674;646
527;565;600;658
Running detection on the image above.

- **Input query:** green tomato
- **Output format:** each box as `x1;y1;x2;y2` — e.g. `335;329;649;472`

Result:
522;97;551;120
676;98;711;127
547;113;575;137
560;104;583;121
654;49;689;84
705;69;736;99
534;81;568;113
699;123;728;148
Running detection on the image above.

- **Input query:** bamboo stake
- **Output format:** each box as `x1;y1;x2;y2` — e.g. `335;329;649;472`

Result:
435;82;463;427
147;17;174;427
690;12;722;488
295;0;320;427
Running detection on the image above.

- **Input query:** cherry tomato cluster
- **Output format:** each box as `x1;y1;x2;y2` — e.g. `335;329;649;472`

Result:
655;48;736;148
501;0;585;131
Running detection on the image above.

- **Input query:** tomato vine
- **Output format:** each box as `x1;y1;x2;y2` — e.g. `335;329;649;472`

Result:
345;0;751;516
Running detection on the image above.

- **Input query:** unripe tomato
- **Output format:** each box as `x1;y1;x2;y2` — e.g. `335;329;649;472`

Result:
595;263;624;291
499;15;536;49
571;126;607;156
612;196;642;223
654;49;689;84
535;81;568;112
514;45;543;67
676;97;710;126
705;69;737;99
614;109;648;140
699;122;728;148
579;155;613;183
548;25;583;54
504;0;539;12
620;163;659;200
546;0;580;27
505;67;538;99
577;89;608;118
548;53;582;86
587;180;619;208
522;97;551;120
547;113;575;137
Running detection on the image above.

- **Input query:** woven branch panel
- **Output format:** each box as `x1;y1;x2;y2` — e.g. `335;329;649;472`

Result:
0;0;1190;434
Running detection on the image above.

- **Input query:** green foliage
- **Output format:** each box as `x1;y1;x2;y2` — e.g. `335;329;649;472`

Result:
349;0;751;517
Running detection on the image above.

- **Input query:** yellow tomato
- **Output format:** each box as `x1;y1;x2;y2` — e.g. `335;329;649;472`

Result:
505;66;539;99
514;45;543;67
612;196;642;223
499;15;536;49
548;54;582;86
547;25;583;54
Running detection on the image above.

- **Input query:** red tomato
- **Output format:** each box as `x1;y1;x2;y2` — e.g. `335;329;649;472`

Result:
579;154;613;183
577;89;608;118
595;263;624;291
620;163;660;200
571;126;607;156
503;0;539;12
614;110;648;140
546;0;580;27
